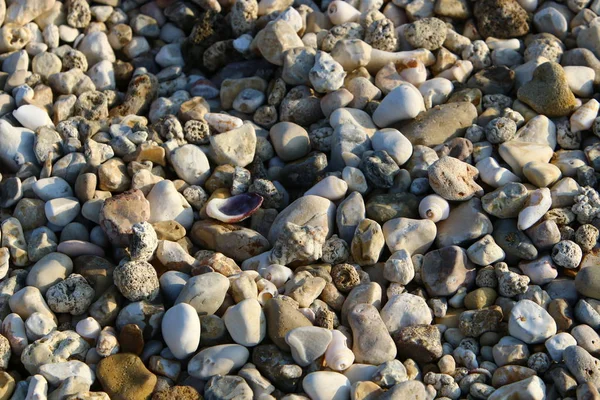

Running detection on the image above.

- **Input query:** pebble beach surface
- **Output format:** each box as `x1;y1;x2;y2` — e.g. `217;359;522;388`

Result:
1;0;600;399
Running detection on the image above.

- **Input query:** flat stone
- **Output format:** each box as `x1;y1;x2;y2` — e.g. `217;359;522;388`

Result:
397;102;478;147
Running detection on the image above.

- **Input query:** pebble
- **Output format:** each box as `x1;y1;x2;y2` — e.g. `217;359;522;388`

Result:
508;299;558;344
188;344;249;379
285;326;332;366
176;272;230;316
0;0;595;396
161;303;200;359
96;354;156;400
303;372;351;400
223;298;266;347
372;83;425;127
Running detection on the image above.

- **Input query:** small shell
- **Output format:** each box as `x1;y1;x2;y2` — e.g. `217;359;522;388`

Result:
418;194;450;223
258;264;293;289
570;99;599;133
517;187;552;230
324;329;355;371
327;1;361;25
256;278;278;305
476;157;521;188
206;193;263;223
203;113;243;133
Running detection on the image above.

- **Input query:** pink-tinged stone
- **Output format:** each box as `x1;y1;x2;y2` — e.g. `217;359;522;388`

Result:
98;189;151;247
57;240;105;257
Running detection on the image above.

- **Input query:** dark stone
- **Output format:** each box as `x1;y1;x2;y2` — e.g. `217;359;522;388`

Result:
474;0;530;39
359;150;400;189
119;324;144;355
421;246;476;297
467;66;515;95
252;344;303;393
279;152;328;188
365;192;419;223
393;325;443;364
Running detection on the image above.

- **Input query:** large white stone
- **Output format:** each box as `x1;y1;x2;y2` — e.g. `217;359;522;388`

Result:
380;293;432;334
223;298;266;347
13;105;54;131
44;197;80;227
161;303;201;360
33;177;74;201
302;371;351;400
372;83;424;127
371;128;413;166
170;144;211;185
509;299;557;344
146;180;194;229
0;120;37;172
39;360;95;386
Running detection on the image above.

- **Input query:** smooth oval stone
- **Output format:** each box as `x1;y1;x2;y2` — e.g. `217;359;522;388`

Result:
371;128;413;166
303;371;351;400
175;273;230;316
508;299;557;344
159;271;190;305
373;83;425;127
223;298;266;347
285;326;333;367
57;241;105;257
32;177;73;201
188;344;249;379
348;303;397;365
398;102;478;146
575;266;600;300
26;252;73;295
161;303;201;360
170;144;211;185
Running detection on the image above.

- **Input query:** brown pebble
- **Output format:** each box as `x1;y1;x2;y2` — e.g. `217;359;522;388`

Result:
119;324;145;355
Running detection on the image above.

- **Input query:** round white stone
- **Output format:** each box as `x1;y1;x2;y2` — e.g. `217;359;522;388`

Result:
161;303;201;360
302;371;351;400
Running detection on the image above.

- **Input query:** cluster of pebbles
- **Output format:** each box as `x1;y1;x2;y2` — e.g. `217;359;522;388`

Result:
2;0;600;398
